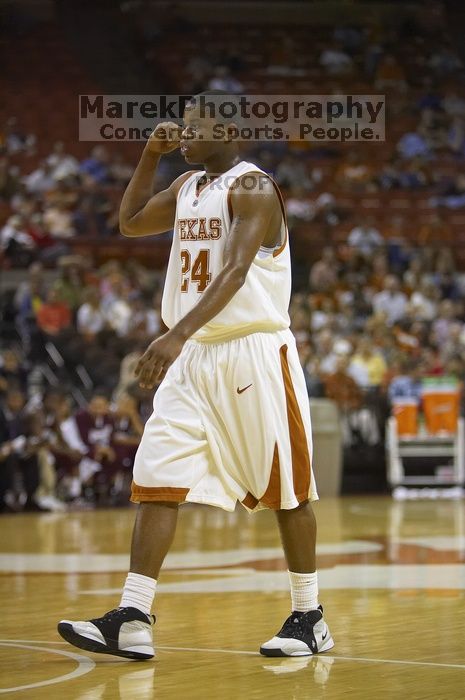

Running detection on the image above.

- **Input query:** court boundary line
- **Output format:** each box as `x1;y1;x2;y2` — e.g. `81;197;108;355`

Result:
157;645;465;670
0;641;95;694
1;638;464;685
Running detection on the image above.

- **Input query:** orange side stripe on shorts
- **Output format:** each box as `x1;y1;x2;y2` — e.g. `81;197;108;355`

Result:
242;492;259;509
130;483;189;503
260;443;281;509
279;344;311;499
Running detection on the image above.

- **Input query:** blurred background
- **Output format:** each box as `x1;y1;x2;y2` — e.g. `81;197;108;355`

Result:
1;0;465;513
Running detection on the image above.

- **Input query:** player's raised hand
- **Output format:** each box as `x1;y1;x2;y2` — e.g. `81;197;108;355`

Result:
146;122;181;155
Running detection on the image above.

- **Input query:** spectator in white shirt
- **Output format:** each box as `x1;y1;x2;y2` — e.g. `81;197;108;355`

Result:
319;43;353;75
46;141;79;181
77;287;106;339
348;217;384;256
24;161;55;195
0;215;33;252
409;281;439;321
373;275;408;325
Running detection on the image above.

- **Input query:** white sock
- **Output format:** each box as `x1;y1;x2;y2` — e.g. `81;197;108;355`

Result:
288;570;319;612
120;572;157;616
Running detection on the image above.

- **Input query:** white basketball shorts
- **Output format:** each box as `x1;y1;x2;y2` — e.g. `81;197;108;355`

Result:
131;329;318;512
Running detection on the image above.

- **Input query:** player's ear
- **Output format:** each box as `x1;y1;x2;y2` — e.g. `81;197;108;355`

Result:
224;123;239;143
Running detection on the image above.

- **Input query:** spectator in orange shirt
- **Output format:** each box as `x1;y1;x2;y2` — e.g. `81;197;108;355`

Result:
324;355;363;411
36;288;71;337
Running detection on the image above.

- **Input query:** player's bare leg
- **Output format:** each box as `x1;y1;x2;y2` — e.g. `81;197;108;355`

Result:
260;501;334;656
129;501;179;578
275;500;316;572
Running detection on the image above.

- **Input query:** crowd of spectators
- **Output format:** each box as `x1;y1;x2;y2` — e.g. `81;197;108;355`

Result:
0;256;163;512
1;238;465;511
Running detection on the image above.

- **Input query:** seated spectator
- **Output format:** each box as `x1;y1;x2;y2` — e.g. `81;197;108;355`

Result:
43;202;75;239
348;217;384;257
46;141;79;181
403;255;426;293
61;391;116;504
2;117;36;154
319;42;353;75
23;160;55;195
387;357;423;403
77;287;106;339
310;297;337;333
80;146;110;184
335;151;373;192
108;153;134;187
324;355;379;446
309;247;338;293
208;65;243;93
0;388;50;512
417;108;447;150
319;338;368;387
432;299;460;345
372;275;408;325
409;281;439;321
111;394;144;500
0;215;35;264
397;131;431;159
285;186;314;228
53;258;85;310
126;293;160;340
103;284;133;337
36;288;72;337
428;45;463;77
74;176;115;237
351;335;387;388
324;354;363;410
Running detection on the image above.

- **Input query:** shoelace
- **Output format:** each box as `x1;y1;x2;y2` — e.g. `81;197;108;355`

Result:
280;612;306;637
279;610;321;638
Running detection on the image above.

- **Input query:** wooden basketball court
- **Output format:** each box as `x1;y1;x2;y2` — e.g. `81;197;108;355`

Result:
1;496;464;699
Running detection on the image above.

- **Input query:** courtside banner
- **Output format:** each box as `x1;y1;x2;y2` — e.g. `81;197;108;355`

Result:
79;94;385;142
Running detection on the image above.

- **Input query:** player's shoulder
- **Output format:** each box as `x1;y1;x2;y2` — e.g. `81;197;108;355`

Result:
229;162;275;196
169;169;202;197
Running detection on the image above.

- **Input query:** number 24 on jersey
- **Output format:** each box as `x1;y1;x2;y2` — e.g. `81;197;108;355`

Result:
180;249;212;293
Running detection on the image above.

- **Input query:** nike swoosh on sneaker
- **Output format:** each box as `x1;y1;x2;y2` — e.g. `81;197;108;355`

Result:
237;383;252;394
322;629;328;641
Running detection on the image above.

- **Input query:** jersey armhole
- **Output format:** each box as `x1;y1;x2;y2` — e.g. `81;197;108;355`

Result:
174;169;202;200
227;171;288;257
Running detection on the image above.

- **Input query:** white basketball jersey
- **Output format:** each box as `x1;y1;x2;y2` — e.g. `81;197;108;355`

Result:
161;160;291;342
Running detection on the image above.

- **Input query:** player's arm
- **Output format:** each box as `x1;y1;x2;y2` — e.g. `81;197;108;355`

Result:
136;175;281;388
119;122;197;237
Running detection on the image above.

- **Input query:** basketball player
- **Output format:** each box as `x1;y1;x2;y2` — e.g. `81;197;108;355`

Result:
58;94;334;659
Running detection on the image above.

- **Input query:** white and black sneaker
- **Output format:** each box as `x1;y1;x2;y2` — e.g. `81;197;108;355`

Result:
260;605;334;657
57;607;155;660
